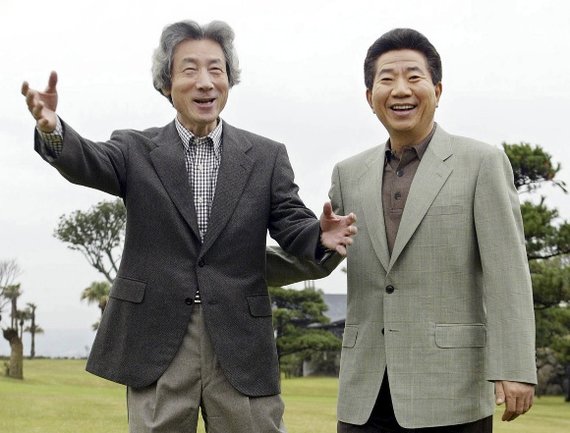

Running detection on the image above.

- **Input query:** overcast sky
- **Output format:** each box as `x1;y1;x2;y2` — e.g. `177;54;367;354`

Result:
2;0;569;356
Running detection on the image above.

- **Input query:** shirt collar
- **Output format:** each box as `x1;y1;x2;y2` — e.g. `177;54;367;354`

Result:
385;123;438;161
175;117;223;159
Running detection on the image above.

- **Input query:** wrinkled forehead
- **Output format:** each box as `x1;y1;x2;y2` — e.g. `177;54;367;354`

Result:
375;49;430;73
172;38;226;65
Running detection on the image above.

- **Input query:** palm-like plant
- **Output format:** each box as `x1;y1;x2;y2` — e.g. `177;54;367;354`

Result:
81;281;111;330
3;284;22;330
81;281;111;314
24;303;43;358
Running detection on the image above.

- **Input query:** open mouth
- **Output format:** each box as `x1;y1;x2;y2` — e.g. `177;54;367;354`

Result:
194;98;216;106
390;104;416;112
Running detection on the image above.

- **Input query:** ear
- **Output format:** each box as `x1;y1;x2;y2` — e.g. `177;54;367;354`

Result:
365;88;374;110
162;87;171;97
434;82;442;104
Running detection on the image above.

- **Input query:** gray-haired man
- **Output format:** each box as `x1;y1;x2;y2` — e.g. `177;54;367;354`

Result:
22;20;356;433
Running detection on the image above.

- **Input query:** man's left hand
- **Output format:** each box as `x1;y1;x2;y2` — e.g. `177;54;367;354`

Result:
495;380;534;421
319;202;357;256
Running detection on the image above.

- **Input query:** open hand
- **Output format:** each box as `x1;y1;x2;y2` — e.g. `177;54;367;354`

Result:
21;71;59;132
319;202;357;256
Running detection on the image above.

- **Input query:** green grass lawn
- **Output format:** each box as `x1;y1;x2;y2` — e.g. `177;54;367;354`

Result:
0;359;568;433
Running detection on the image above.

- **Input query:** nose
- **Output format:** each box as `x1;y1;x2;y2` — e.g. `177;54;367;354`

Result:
196;68;214;90
392;77;412;96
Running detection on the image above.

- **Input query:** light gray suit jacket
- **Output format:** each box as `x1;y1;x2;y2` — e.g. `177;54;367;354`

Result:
35;119;322;397
329;125;537;428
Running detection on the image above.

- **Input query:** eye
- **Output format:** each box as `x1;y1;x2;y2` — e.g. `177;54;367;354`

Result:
210;67;225;75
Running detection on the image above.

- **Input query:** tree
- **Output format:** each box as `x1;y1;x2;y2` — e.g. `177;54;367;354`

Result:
521;199;570;264
505;142;567;193
54;199;124;326
2;327;23;379
0;260;21;322
2;285;25;379
269;286;341;376
504;142;570;399
0;260;24;379
54;199;126;283
503;142;570;313
3;284;22;331
504;142;570;285
1;261;43;375
81;281;111;330
24;303;43;359
15;307;31;339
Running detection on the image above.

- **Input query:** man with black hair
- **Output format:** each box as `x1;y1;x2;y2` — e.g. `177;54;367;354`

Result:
330;28;536;432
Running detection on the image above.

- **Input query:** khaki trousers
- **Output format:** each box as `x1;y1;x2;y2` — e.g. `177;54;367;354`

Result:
127;304;287;433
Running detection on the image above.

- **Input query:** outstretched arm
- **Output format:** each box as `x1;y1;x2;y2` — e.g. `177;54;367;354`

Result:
319;201;357;256
21;71;59;132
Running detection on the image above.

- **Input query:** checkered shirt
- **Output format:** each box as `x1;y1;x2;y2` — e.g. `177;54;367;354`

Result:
38;117;64;155
39;117;223;243
175;117;223;242
38;117;223;303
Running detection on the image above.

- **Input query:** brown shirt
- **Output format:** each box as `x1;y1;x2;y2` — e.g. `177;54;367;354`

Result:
382;125;437;255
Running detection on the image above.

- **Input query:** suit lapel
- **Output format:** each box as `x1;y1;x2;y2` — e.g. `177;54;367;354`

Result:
150;122;201;241
359;145;391;272
388;127;454;270
200;122;254;255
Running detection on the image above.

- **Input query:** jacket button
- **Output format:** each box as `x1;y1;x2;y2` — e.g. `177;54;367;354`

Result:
385;285;395;294
198;259;205;267
184;297;193;305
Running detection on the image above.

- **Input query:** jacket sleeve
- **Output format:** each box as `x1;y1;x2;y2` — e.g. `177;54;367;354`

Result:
474;147;537;384
265;157;345;286
34;119;127;198
264;245;341;287
266;143;322;260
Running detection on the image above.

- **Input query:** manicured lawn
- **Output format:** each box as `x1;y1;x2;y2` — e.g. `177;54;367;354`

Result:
0;359;125;433
0;359;568;432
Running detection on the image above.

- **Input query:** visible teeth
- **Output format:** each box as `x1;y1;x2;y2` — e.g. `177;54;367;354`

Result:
392;105;414;110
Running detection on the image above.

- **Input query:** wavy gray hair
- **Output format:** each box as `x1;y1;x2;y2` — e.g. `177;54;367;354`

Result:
152;20;241;100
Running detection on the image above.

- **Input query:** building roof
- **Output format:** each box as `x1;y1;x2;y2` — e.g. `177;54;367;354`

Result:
322;293;347;322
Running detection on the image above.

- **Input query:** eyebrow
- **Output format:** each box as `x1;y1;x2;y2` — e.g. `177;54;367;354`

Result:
179;57;225;66
378;65;426;75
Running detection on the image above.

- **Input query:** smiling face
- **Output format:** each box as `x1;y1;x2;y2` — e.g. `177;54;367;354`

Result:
164;38;229;136
366;49;442;150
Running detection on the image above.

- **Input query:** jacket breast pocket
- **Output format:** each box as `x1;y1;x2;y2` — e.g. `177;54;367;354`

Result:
247;295;272;317
426;204;464;216
435;323;487;348
109;277;146;304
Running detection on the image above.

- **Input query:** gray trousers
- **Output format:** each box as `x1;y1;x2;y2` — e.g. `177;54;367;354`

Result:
127;305;287;433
